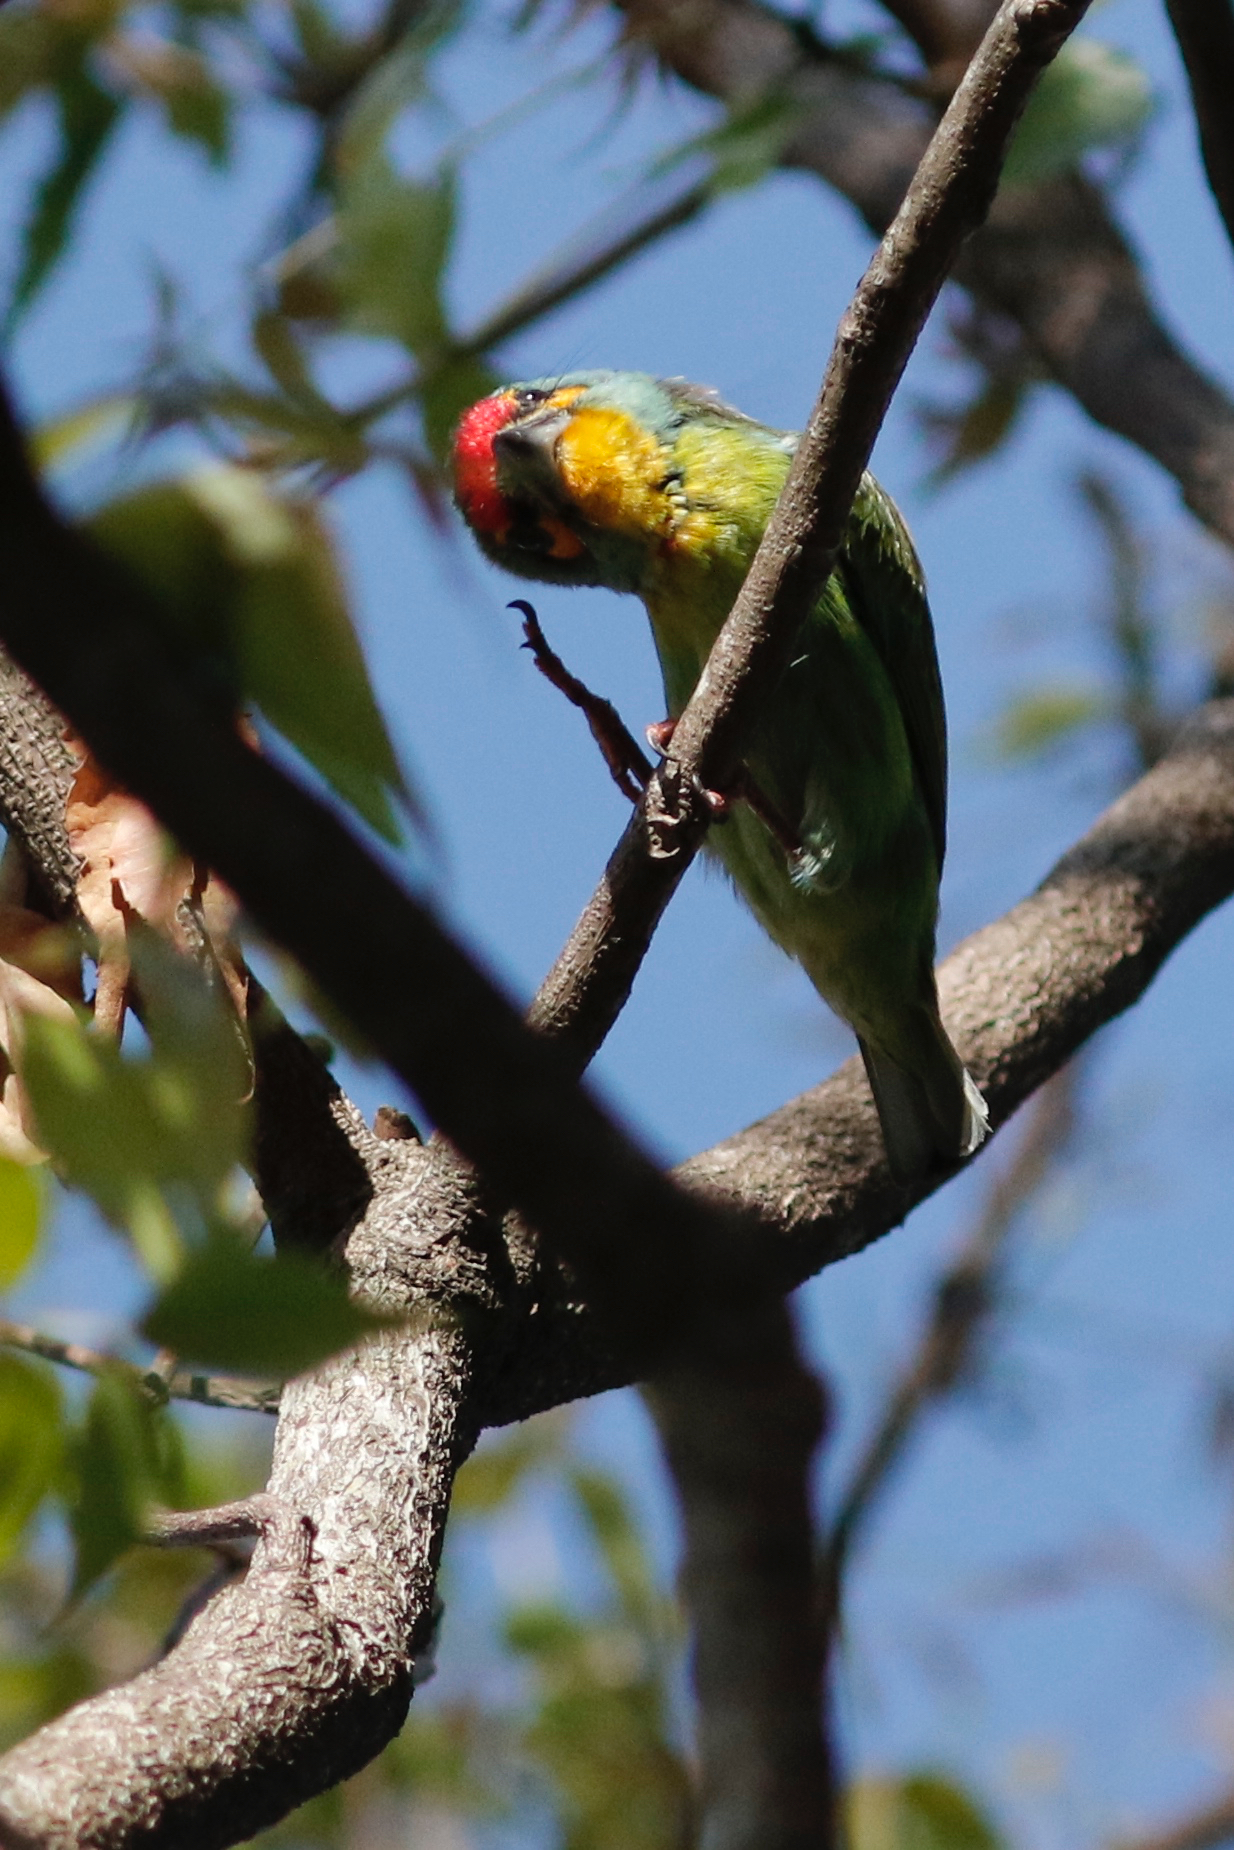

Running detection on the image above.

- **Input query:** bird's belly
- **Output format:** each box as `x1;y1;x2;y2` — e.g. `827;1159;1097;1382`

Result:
708;800;939;1034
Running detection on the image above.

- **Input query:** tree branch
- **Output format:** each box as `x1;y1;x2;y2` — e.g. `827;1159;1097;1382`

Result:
1164;0;1234;259
0;1317;280;1416
616;0;1234;552
532;0;1094;1060
647;1302;834;1850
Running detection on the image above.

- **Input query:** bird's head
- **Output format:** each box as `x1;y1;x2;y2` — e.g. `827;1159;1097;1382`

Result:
451;370;793;596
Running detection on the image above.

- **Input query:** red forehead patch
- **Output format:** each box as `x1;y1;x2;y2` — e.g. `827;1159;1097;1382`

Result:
453;391;518;535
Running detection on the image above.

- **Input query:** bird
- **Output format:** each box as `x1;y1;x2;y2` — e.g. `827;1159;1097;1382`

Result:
451;369;988;1181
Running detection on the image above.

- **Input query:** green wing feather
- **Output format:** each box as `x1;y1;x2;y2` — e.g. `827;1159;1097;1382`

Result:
838;475;949;873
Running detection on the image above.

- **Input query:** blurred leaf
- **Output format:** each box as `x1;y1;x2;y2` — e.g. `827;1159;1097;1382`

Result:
926;373;1028;484
0;1160;43;1290
653;91;799;196
0;7;58;116
849;1773;1003;1850
334;155;455;360
68;1367;185;1601
506;1601;689;1850
0;1355;63;1563
141;1229;404;1375
569;1469;662;1636
1003;39;1154;187
20;942;248;1275
164;66;229;163
252;310;320;402
992;686;1106;760
452;1414;566;1516
107;36;230;164
288;0;349;70
10;62;121;323
90;468;410;840
0;1622;94;1751
420;351;499;464
33;393;136;470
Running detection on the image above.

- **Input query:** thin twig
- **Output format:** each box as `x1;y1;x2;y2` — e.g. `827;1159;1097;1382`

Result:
1164;0;1234;261
0;1317;280;1415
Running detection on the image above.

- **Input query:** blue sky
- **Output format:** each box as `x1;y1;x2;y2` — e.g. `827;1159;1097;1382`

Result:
5;0;1234;1839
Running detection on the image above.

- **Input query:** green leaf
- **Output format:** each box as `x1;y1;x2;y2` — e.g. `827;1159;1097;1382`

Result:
19;945;248;1274
1003;40;1154;187
89;468;411;841
0;7;59;118
0;1354;63;1563
849;1773;1004;1850
188;466;410;839
10;62;121;324
452;1414;565;1516
569;1469;661;1634
925;374;1030;485
334;156;455;360
164;67;230;166
0;1161;43;1291
67;1368;183;1601
652;90;800;196
32;393;136;471
252;310;320;402
992;685;1106;760
140;1230;404;1376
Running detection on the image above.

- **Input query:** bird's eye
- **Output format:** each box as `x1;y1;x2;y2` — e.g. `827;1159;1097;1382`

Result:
515;388;548;413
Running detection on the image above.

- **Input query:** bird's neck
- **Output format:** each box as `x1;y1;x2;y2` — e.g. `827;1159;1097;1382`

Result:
640;422;793;715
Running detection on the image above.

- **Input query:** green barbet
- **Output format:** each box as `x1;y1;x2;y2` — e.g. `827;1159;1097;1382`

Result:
451;370;987;1180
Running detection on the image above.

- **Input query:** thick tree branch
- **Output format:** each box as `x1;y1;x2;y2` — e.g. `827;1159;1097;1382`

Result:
1164;0;1234;259
647;1303;834;1850
616;0;1234;551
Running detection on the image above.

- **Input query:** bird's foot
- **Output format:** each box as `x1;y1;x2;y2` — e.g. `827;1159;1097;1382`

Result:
512;601;653;803
645;718;731;819
646;721;802;853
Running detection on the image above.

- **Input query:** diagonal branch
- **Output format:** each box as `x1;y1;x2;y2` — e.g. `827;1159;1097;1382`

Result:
532;0;1095;1062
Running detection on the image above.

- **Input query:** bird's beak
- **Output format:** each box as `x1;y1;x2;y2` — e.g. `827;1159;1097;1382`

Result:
492;403;573;507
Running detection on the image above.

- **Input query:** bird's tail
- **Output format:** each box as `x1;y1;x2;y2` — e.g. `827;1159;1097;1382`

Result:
858;1012;988;1183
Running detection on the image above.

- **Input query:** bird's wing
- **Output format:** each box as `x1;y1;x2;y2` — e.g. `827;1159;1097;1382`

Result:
837;473;949;870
